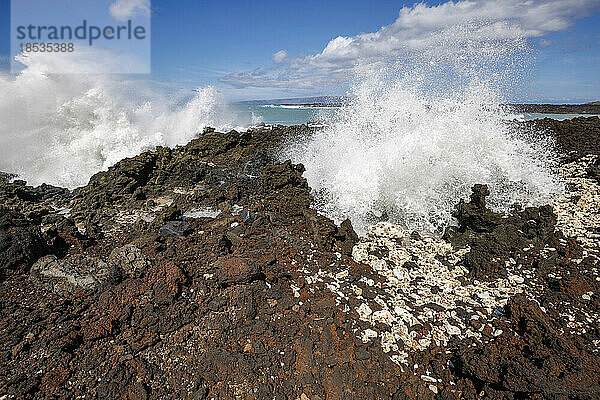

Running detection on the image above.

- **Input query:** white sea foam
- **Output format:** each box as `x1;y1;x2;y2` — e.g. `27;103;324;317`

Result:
0;51;242;188
260;105;315;109
282;25;564;234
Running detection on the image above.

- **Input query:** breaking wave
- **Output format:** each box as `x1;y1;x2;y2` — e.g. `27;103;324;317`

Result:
0;52;239;188
282;26;564;233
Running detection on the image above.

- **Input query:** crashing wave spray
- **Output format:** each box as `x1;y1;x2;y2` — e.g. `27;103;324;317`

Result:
282;20;564;234
0;52;240;188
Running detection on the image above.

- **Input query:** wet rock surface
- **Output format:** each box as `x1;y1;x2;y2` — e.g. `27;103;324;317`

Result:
0;120;599;399
159;221;192;239
509;103;600;115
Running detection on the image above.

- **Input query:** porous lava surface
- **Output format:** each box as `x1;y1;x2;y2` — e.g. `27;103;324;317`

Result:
0;119;599;399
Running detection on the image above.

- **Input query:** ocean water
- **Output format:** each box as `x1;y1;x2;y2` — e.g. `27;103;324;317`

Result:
229;104;338;126
230;105;598;126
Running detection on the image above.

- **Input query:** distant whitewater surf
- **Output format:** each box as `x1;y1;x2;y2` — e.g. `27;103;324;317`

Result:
282;24;564;233
0;52;239;188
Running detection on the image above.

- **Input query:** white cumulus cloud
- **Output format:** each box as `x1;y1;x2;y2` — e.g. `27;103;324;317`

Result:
221;0;600;89
110;0;151;21
271;50;288;64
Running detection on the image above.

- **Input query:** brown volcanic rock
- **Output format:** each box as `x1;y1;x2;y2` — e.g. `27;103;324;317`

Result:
528;116;600;158
1;121;599;399
456;295;600;399
0;125;402;399
444;184;559;280
65;126;316;231
588;157;600;184
0;207;48;280
0;177;70;221
260;160;312;217
334;218;359;255
214;256;264;287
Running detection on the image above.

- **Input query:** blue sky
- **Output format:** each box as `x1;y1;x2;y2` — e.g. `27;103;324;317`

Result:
0;0;599;102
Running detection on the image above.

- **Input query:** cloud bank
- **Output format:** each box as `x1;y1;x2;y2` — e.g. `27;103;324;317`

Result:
221;0;600;89
110;0;151;21
271;50;288;64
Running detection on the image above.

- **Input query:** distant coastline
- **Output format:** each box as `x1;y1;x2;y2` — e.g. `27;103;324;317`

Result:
263;103;345;108
234;96;349;107
235;97;600;114
505;102;600;115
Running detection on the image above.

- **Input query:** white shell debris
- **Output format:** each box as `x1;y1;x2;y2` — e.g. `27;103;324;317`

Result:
287;154;600;372
350;222;530;363
553;155;600;252
183;207;222;219
361;329;378;343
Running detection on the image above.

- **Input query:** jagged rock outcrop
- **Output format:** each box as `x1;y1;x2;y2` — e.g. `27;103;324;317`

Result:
444;184;559;279
0;207;48;280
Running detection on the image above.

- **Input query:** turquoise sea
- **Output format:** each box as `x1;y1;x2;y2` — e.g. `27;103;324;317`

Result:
229;104;339;126
230;104;599;126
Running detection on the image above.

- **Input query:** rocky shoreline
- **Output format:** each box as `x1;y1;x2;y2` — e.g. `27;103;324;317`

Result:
507;104;600;115
1;117;599;399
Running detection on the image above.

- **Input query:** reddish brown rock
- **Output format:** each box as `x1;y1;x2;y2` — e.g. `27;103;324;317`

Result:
456;295;600;399
1;121;599;399
214;256;263;287
0;207;48;280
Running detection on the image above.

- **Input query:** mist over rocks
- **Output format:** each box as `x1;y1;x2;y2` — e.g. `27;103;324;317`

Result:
0;55;238;189
0;119;598;399
282;78;565;235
